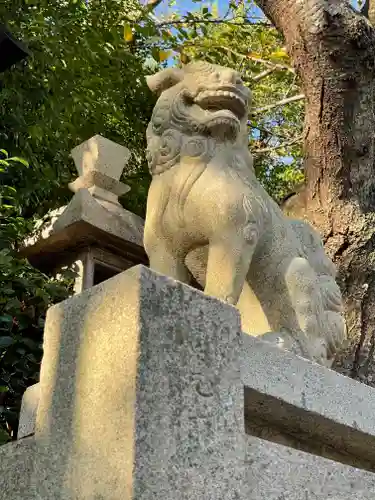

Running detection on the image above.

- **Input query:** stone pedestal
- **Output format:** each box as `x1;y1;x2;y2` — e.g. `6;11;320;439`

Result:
0;438;35;500
32;266;245;499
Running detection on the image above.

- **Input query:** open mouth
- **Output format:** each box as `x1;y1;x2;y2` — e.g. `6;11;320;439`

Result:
194;89;247;120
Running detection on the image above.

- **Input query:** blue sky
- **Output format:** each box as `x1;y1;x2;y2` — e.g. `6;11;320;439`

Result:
154;0;264;18
155;0;226;17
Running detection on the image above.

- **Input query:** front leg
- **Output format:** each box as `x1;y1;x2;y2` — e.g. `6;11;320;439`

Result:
144;225;191;285
149;246;191;285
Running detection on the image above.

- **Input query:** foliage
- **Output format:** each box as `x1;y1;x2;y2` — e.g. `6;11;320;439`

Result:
0;0;156;219
0;151;75;444
0;250;74;444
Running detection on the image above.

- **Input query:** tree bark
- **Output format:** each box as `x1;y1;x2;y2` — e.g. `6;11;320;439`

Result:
257;0;375;382
361;0;375;25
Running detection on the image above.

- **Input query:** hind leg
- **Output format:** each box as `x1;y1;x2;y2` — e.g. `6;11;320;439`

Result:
284;257;329;363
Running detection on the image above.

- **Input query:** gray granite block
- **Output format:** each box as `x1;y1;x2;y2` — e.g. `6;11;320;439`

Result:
33;265;245;499
246;434;375;499
0;437;36;500
241;333;375;468
18;383;40;439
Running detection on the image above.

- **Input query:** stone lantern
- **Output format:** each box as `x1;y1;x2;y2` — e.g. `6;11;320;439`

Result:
19;135;147;293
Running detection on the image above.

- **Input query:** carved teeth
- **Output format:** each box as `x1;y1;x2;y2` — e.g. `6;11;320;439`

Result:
196;90;245;106
195;89;246;119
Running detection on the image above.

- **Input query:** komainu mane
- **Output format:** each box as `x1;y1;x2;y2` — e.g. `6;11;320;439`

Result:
144;60;346;366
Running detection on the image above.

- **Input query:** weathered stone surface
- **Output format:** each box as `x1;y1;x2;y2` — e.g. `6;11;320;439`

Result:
0;437;35;500
241;334;375;469
51;186;144;246
144;60;345;366
289;219;346;354
18;383;40;439
71;134;130;180
246;435;375;499
69;170;130;197
33;265;245;499
247;436;375;500
70;134;131;208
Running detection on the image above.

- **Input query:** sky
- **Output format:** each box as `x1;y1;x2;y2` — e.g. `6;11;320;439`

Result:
155;0;226;17
154;0;264;19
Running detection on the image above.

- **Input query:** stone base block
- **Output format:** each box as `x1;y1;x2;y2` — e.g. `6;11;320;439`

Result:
32;265;245;499
246;435;375;499
0;437;35;500
241;334;375;470
18;383;40;439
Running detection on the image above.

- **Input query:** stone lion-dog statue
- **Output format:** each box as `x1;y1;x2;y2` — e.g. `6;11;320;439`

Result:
144;60;346;366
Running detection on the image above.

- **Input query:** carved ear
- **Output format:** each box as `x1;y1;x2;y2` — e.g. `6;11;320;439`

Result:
146;68;184;95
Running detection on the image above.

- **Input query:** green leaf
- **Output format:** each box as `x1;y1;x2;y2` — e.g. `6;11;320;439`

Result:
151;47;161;62
20;337;40;351
0;315;13;325
5;298;22;311
0;428;10;445
8;157;29;167
0;336;14;348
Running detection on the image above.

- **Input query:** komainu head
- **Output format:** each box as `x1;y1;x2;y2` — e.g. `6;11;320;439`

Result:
146;61;251;144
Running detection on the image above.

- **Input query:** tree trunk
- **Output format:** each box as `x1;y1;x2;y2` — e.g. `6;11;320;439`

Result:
361;0;375;26
257;0;375;383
